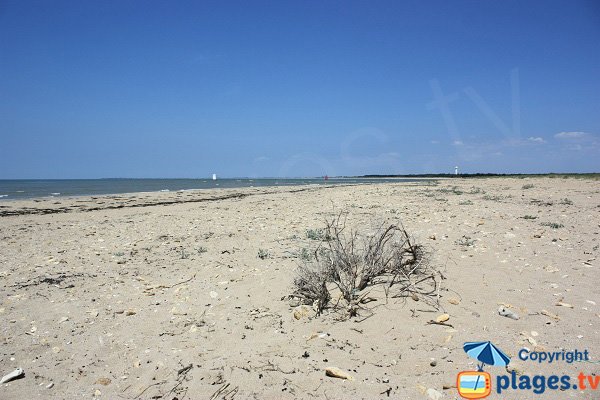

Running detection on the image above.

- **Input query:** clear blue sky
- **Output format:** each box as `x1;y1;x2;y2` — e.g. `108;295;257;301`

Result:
1;0;599;178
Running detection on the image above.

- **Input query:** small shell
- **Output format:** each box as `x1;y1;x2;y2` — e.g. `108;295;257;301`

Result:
498;306;519;320
0;368;25;384
435;314;450;323
325;366;354;381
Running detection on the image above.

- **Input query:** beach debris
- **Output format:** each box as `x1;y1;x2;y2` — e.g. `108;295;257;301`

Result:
498;305;519;320
427;320;454;328
541;309;560;321
170;306;188;316
125;309;136;316
58;316;69;323
293;305;312;320
430;359;438;367
306;332;328;341
555;298;573;308
0;368;25;384
435;314;450;323
52;346;61;354
544;265;559;273
447;297;460;305
209;291;218;299
95;377;111;386
531;330;539;337
46;382;54;389
325;366;354;381
94;389;101;397
426;388;443;400
442;383;456;390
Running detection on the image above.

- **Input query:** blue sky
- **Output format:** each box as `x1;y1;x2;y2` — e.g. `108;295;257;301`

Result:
1;0;599;178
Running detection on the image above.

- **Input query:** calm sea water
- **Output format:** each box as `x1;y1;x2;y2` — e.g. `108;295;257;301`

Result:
0;178;429;200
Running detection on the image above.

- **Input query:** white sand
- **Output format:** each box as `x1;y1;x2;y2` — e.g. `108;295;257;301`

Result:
0;177;598;399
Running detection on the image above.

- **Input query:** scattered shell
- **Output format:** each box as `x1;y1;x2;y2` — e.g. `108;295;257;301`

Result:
426;388;443;400
447;298;460;305
544;265;560;273
209;291;218;299
541;310;560;321
0;368;25;384
52;346;61;354
293;305;312;320
411;293;419;301
94;389;102;397
435;314;450;323
307;332;328;341
46;382;54;389
125;310;136;316
58;316;69;323
531;331;539;337
96;378;111;386
325;366;354;381
556;301;573;308
498;306;519;320
170;307;187;316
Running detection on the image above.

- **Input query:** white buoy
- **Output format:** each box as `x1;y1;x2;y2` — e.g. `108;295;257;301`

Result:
212;174;217;180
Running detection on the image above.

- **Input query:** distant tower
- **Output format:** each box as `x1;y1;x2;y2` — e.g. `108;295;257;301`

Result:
455;166;459;176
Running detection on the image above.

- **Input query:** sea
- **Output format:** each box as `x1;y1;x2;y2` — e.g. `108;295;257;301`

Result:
0;178;430;201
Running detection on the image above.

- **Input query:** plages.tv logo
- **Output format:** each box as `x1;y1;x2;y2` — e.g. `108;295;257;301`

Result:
457;341;511;399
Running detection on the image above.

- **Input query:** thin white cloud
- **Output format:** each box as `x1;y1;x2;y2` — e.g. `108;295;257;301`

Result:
253;156;269;162
527;137;546;143
554;131;589;139
430;140;440;144
452;140;463;146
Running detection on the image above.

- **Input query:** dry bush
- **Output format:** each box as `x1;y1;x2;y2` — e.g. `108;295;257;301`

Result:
291;212;438;318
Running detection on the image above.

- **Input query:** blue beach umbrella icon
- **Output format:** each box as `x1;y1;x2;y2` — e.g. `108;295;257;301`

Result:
463;341;511;370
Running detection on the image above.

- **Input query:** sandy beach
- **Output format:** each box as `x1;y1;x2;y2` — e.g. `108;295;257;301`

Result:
1;177;598;399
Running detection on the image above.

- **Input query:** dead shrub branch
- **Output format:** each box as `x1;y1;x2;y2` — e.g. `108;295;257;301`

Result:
291;212;438;318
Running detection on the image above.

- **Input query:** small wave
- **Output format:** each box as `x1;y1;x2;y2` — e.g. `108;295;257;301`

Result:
16;190;24;193
159;189;170;192
51;192;60;196
0;194;8;198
